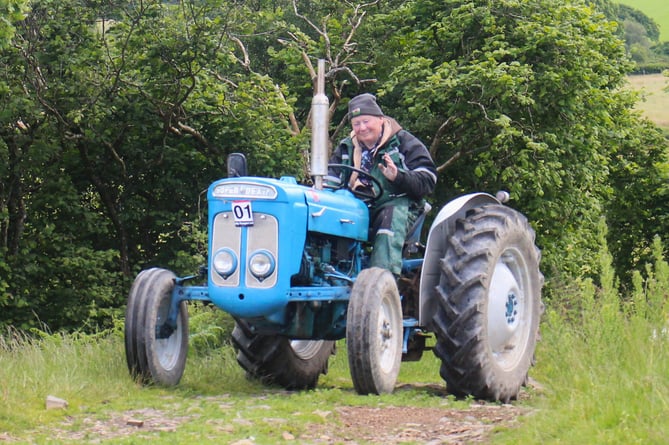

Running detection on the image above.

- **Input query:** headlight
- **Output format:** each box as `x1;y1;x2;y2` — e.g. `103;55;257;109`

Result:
248;250;276;281
213;248;237;279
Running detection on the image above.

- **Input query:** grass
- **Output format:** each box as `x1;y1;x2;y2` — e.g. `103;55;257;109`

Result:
2;238;669;444
628;73;669;129
0;319;464;444
492;236;669;444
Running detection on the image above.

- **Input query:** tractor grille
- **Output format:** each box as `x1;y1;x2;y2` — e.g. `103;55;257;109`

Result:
210;211;279;289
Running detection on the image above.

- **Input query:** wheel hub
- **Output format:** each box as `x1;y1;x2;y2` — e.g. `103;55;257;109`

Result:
378;299;399;372
381;321;392;342
505;292;518;324
155;302;183;371
488;261;523;357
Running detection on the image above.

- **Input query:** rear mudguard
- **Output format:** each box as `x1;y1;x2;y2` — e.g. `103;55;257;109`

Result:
418;193;501;326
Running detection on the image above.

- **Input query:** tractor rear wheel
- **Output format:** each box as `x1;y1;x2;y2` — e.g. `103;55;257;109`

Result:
125;268;189;386
431;204;543;402
232;320;334;390
346;267;403;394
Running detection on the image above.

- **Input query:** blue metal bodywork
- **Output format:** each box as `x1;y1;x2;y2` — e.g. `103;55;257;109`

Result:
165;173;499;352
169;176;372;340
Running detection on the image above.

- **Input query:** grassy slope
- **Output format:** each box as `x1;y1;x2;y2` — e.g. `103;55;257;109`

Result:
628;73;669;129
492;238;669;444
618;0;669;41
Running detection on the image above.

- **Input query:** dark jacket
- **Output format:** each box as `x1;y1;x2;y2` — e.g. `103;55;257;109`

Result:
329;117;437;206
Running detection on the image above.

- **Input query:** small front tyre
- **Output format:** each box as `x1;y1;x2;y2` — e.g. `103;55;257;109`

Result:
125;268;189;386
347;267;403;395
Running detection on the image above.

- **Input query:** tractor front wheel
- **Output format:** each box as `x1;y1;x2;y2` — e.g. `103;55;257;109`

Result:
232;321;334;390
431;204;543;402
125;268;189;386
346;267;403;395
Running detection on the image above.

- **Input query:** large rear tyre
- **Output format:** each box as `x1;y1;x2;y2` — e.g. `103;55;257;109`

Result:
431;204;543;402
124;268;189;386
231;320;334;390
347;267;403;395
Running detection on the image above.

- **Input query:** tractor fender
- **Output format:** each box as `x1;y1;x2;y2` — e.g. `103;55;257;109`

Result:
418;192;501;326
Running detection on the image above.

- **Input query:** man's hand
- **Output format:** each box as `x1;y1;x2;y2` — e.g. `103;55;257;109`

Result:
379;153;398;181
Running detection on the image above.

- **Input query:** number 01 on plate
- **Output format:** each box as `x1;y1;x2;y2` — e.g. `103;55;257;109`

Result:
232;200;254;226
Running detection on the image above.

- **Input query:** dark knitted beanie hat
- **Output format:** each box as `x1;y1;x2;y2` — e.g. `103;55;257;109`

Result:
348;93;384;119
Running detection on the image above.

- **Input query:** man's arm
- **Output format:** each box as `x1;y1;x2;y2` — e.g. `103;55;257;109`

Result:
391;131;437;200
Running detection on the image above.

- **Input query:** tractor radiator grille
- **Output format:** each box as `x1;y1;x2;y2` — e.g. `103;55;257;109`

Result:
210;211;279;289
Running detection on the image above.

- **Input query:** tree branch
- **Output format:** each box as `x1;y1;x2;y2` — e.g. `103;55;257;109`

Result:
436;144;491;173
230;35;250;70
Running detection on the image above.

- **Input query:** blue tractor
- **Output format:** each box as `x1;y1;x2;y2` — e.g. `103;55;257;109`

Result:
124;61;543;402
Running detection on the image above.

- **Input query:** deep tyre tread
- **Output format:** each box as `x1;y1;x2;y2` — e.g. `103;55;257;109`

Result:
125;269;148;379
346;267;403;395
124;268;189;386
431;204;543;402
231;320;334;390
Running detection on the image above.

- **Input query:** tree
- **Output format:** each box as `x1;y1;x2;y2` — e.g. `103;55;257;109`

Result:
253;0;388;148
0;0;303;330
365;0;667;287
618;4;660;43
2;0;667;330
605;116;669;285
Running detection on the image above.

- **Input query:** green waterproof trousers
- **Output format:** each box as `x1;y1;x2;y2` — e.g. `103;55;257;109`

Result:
368;197;421;276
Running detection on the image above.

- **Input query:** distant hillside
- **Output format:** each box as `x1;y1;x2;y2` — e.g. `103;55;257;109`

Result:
619;0;669;41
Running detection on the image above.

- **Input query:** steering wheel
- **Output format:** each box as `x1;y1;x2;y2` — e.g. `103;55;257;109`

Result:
325;164;384;203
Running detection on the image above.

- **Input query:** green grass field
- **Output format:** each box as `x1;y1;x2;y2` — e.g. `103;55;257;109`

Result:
628;73;669;128
619;0;669;41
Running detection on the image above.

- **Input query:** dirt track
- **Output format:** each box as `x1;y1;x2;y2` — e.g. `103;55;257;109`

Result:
33;403;526;444
4;383;533;444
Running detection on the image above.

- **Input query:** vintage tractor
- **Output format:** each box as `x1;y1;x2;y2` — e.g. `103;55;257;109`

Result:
124;61;543;402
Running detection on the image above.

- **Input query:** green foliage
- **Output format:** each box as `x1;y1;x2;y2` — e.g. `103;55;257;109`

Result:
0;0;28;48
1;0;668;331
605;118;669;285
614;2;669;70
619;3;660;42
618;0;669;41
188;304;235;355
375;0;648;283
0;0;302;330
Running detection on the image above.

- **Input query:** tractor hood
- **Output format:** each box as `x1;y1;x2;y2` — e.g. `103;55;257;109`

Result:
303;187;369;241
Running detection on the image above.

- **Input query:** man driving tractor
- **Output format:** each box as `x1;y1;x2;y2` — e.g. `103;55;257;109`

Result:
329;93;438;275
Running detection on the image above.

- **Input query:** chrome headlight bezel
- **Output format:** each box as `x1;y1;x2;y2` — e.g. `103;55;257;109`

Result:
248;249;276;281
213;248;238;279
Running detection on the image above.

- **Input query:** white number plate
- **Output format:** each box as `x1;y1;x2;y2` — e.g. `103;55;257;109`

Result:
232;200;254;226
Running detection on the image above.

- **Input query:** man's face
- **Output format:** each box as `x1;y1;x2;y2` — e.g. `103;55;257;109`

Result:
351;115;384;147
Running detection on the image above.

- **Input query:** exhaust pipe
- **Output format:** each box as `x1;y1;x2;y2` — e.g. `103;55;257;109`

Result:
310;59;329;190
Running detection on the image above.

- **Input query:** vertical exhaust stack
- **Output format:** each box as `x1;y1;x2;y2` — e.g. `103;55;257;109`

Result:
310;59;329;190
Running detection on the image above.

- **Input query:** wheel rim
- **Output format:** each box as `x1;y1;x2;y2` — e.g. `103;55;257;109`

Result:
487;247;532;371
155;298;184;372
378;294;400;373
290;340;325;360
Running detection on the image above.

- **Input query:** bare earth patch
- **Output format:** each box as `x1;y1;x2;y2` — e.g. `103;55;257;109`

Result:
40;405;524;444
312;404;526;444
50;408;192;443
